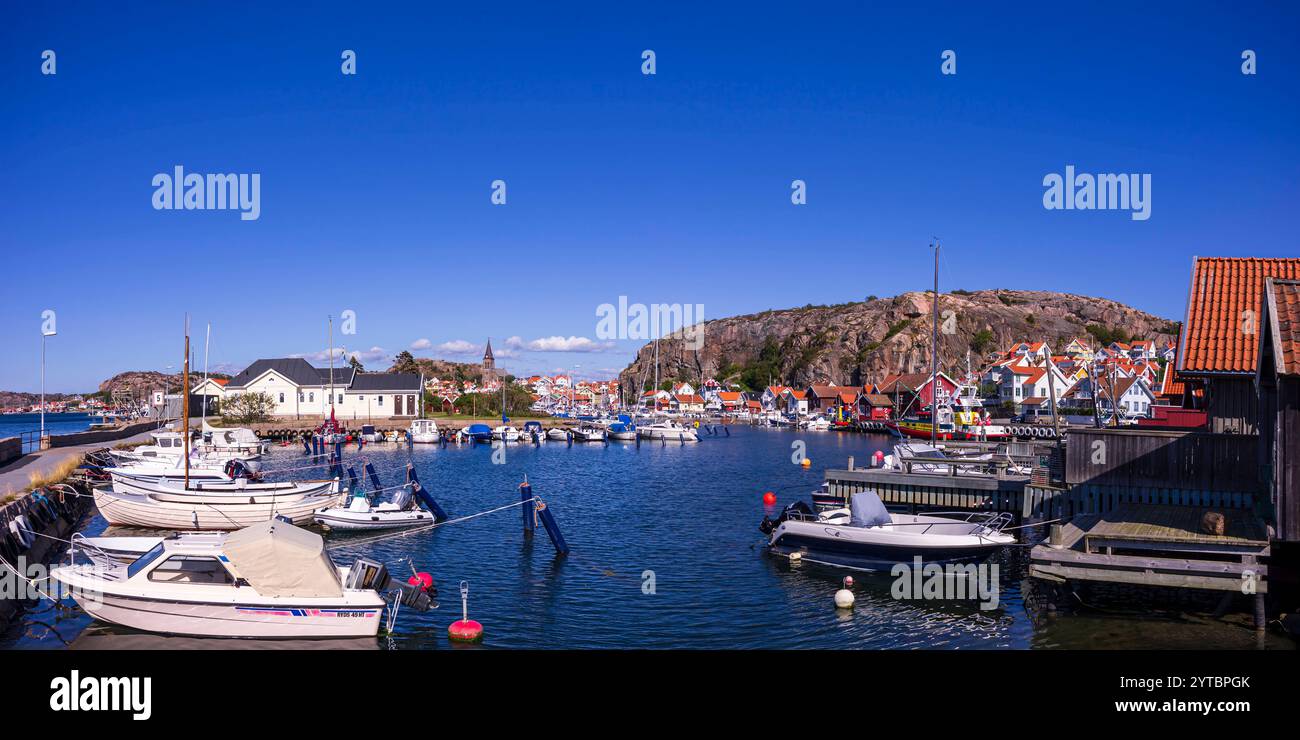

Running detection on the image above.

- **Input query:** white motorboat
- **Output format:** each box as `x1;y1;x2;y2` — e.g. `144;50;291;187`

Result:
804;417;831;431
570;425;607;443
359;424;382;443
93;483;342;530
200;422;270;456
546;427;571;441
606;421;637;441
885;442;1030;476
111;431;263;472
313;481;440;531
52;522;431;638
492;425;521;442
108;469;334;499
760;490;1015;571
409;419;440;444
105;457;241;482
637;420;699;442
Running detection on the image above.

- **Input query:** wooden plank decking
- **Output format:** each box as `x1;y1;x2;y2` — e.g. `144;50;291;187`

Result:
1030;507;1270;593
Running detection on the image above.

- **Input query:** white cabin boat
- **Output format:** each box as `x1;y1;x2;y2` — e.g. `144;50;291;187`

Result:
492;425;520;442
637;420;699;442
52;523;388;638
409;419;440;444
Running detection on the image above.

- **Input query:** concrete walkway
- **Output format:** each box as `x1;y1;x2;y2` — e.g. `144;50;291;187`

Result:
0;428;157;496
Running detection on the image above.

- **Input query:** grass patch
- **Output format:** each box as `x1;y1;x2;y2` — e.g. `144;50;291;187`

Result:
26;454;84;492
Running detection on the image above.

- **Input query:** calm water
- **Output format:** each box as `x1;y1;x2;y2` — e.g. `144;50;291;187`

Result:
3;426;1289;649
0;412;95;441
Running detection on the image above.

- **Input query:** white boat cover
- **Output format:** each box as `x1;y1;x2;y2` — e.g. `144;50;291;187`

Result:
849;491;891;528
202;421;260;445
222;521;343;597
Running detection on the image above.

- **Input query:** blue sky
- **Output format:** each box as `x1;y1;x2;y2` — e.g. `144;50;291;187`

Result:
3;2;1297;392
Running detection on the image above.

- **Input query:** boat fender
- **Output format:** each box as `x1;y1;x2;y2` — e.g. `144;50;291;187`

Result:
800;458;812;468
9;515;34;550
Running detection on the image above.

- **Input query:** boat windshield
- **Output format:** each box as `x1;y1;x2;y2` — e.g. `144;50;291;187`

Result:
126;543;166;579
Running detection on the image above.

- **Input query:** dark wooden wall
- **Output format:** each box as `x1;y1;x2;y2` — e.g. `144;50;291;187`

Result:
1204;376;1260;434
1065;428;1261;494
1272;379;1299;542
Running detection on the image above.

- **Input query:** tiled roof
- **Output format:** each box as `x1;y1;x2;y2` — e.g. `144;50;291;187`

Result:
1179;257;1300;375
1264;278;1300;376
1159;364;1185;397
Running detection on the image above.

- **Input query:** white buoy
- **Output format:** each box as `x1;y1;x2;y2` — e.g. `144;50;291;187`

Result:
835;576;854;608
788;552;802;563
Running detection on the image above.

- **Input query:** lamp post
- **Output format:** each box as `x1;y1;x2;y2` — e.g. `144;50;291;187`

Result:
41;325;57;445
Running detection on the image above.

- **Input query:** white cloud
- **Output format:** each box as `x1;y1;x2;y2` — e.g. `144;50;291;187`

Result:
437;339;478;354
290;346;388;364
504;336;525;349
526;336;614;353
410;338;432;351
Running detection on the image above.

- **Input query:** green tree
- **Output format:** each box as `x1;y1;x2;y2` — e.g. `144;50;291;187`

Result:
349;356;365;373
220;392;277;424
970;329;995;356
392;350;418;373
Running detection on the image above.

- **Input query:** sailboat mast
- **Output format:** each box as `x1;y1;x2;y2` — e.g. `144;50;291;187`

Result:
183;318;191;488
328;315;335;420
201;323;210;421
931;241;939;443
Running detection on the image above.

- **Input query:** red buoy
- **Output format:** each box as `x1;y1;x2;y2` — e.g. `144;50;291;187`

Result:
408;572;434;591
763;491;777;505
448;619;484;643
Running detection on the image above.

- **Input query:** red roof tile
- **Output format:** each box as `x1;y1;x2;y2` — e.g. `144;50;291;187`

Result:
1180;257;1300;374
1265;278;1300;376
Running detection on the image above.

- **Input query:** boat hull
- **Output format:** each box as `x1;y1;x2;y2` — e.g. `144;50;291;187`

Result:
93;487;341;530
65;587;383;639
313;509;436;530
768;518;1012;571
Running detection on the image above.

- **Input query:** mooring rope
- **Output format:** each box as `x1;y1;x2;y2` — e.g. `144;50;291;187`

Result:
326;497;539;552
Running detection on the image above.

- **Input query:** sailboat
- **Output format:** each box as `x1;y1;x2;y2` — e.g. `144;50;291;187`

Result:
92;318;343;530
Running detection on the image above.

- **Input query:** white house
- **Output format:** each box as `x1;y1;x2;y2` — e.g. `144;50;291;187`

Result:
222;358;423;419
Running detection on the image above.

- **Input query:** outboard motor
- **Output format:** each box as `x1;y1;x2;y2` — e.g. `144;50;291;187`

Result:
759;501;814;535
346;558;436;612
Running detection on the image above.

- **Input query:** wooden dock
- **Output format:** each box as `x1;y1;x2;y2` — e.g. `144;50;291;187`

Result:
1030;504;1269;595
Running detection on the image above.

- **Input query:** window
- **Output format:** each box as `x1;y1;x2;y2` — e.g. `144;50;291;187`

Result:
338;394;344;404
146;555;234;585
378;396;384;405
127;543;166;579
309;392;315;402
279;393;285;403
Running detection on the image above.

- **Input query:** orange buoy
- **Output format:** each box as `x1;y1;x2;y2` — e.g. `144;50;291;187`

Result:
763;491;777;505
800;458;812;468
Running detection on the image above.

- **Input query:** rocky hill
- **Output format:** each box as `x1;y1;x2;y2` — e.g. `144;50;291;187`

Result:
98;370;230;400
387;354;490;382
619;289;1179;393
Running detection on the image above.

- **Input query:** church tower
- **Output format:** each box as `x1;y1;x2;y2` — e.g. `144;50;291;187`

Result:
482;338;497;382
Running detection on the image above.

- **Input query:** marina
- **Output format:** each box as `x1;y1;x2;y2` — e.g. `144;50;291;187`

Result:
1;425;1292;650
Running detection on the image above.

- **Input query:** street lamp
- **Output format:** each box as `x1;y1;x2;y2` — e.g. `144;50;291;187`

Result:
41;325;57;444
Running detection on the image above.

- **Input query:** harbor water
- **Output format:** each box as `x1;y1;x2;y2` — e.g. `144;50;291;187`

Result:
3;426;1289;649
0;412;96;440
